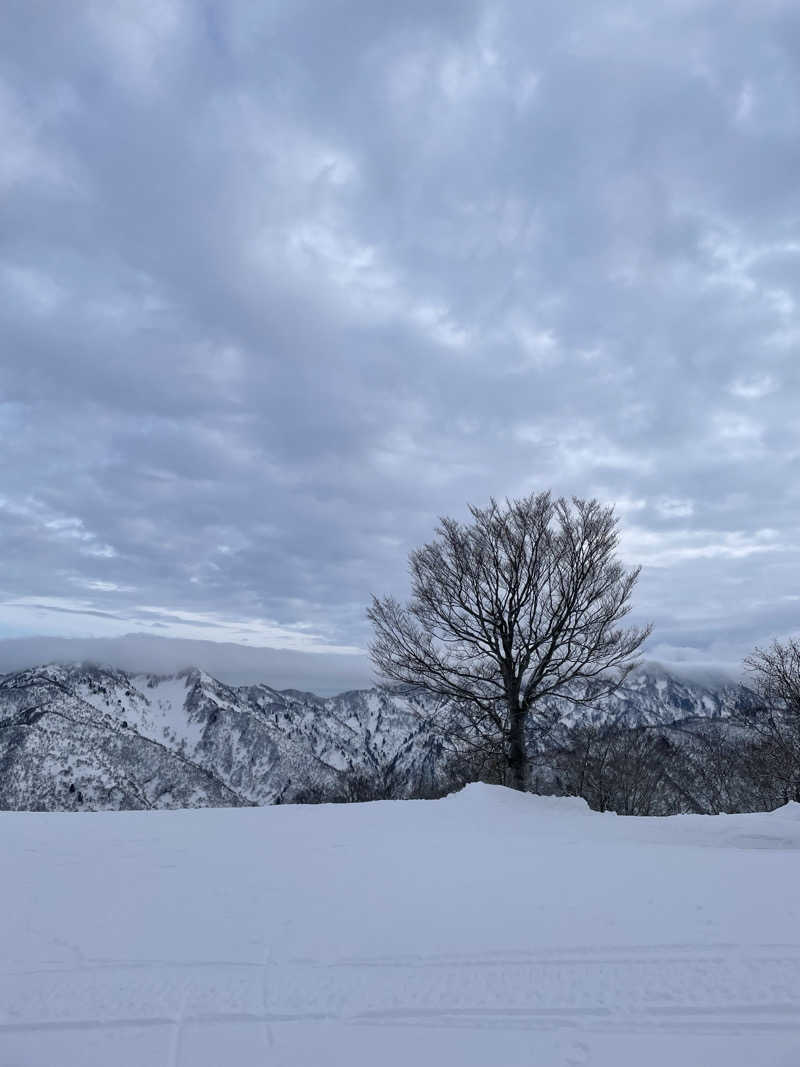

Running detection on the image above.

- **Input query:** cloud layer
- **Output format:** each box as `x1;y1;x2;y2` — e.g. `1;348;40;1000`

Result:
2;1;799;683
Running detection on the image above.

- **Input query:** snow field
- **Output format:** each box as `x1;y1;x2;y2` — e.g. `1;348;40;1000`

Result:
1;784;800;1066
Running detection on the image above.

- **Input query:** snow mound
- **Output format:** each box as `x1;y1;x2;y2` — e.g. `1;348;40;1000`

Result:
771;800;800;820
447;782;593;816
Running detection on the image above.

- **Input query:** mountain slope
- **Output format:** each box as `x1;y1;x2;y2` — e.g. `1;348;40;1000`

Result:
552;662;744;727
0;666;244;811
0;664;446;809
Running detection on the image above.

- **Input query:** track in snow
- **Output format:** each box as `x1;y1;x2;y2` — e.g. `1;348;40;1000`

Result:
3;944;800;1040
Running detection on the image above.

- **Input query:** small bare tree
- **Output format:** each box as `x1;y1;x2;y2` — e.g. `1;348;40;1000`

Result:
368;493;651;791
737;638;800;803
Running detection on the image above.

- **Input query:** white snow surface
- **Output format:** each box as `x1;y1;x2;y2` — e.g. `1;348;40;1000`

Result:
2;785;800;1066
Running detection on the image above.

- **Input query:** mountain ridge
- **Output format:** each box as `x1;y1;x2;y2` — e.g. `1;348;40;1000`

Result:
0;659;749;812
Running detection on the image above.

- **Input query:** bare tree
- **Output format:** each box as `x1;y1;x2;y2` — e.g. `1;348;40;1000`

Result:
368;493;651;791
736;638;800;803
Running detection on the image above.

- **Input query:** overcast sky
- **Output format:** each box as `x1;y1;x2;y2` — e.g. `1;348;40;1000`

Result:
1;1;799;689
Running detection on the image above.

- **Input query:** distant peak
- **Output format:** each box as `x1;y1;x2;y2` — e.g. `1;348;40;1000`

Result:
631;659;743;689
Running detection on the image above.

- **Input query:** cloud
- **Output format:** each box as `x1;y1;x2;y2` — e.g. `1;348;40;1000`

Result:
1;1;800;683
0;633;372;694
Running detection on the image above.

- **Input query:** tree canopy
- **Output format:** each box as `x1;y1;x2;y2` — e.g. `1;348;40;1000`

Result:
368;492;651;790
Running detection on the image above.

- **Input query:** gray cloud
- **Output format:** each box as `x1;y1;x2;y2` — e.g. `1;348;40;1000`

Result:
1;0;799;682
0;633;372;694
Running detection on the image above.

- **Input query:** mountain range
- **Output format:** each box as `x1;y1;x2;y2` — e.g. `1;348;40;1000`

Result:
0;660;747;811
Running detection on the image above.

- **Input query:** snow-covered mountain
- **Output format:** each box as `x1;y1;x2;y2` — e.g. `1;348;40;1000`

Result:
0;663;444;810
554;661;744;728
0;660;748;811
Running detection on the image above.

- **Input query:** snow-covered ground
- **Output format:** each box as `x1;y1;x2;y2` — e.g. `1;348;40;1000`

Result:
2;785;800;1066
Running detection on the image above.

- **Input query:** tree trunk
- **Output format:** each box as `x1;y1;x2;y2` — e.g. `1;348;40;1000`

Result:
506;706;527;791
